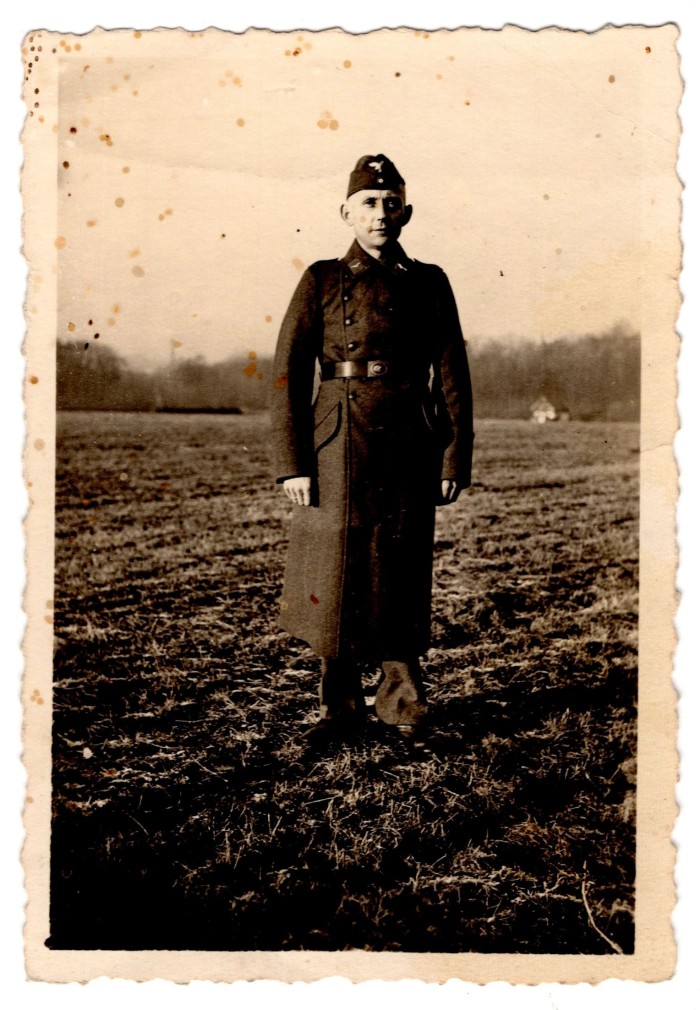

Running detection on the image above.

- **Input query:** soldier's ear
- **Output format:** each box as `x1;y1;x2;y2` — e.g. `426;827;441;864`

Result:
340;202;353;226
402;204;413;226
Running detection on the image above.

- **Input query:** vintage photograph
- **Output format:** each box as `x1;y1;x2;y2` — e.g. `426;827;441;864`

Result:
22;24;680;982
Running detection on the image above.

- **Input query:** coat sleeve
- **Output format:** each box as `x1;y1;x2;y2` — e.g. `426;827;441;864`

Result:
433;269;474;487
270;267;322;483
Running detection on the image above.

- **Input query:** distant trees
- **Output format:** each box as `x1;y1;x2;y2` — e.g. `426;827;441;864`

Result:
56;343;270;412
469;323;640;421
57;323;640;420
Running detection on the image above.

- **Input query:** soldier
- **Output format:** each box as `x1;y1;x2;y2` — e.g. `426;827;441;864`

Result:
271;154;474;746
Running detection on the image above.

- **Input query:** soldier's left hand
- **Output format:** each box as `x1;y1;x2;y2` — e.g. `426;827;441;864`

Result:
440;479;461;504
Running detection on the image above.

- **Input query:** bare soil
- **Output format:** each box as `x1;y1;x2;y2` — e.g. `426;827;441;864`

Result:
50;412;638;953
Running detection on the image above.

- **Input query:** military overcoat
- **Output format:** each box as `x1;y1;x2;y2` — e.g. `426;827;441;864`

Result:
271;240;474;660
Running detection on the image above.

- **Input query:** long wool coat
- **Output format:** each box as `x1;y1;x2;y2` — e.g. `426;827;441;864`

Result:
271;240;474;661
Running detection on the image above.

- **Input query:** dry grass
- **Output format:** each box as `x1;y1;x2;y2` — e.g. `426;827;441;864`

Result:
50;412;638;953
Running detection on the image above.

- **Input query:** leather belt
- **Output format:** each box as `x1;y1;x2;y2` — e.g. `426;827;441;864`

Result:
321;359;392;380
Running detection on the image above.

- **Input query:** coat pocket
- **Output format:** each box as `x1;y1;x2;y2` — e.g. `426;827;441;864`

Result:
313;401;342;453
421;400;452;446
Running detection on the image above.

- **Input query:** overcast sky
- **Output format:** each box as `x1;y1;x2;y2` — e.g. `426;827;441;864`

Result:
53;25;680;363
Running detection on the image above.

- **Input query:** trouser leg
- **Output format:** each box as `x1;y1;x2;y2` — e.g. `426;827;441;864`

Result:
374;658;428;727
318;656;365;721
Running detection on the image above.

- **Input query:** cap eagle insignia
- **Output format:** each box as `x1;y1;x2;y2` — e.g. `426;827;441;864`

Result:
368;160;384;173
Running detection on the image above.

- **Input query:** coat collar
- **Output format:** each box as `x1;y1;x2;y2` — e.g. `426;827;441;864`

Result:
340;239;413;278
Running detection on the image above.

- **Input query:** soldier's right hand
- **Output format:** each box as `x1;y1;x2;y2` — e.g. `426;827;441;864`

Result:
283;476;312;506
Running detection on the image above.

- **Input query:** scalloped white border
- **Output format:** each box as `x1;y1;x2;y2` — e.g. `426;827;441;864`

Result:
6;0;699;1005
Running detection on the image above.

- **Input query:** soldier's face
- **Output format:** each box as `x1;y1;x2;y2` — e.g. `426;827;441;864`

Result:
340;189;413;254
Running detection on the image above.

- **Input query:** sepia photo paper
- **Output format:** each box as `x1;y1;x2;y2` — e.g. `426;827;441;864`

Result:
22;24;681;983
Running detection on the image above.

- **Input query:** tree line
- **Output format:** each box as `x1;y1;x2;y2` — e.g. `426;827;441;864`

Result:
56;323;640;420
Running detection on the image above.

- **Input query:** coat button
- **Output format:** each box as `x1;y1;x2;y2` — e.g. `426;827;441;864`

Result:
348;390;357;400
343;294;351;302
347;340;359;351
345;317;353;326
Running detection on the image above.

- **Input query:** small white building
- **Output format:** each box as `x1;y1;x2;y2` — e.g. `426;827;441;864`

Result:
530;396;557;424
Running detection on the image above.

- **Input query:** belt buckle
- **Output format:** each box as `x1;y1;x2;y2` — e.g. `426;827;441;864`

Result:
369;360;388;377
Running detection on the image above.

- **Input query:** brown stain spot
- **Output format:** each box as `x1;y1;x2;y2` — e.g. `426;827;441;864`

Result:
436;74;443;80
70;125;77;133
75;43;82;52
133;90;139;96
172;339;183;349
100;133;113;147
53;124;59;133
317;119;328;129
218;79;227;87
284;50;291;56
280;599;289;611
343;60;352;68
87;219;97;227
67;322;76;332
159;214;164;221
608;74;616;83
65;45;72;53
113;303;121;313
110;84;119;92
29;375;39;384
44;615;54;625
30;690;45;705
265;314;272;322
107;317;116;326
94;333;100;339
274;374;288;388
132;265;145;278
423;32;430;39
62;161;70;169
236;118;245;127
292;48;302;57
543;193;550;201
645;46;651;54
106;56;114;63
555;247;562;255
27;796;34;804
243;361;257;378
34;438;45;451
448;55;455;61
292;258;304;271
395;71;401;77
54;236;67;249
310;594;320;605
464;100;471;106
128;247;140;257
134;31;142;39
39;116;45;123
328;119;339;131
115;197;125;207
122;166;130;173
